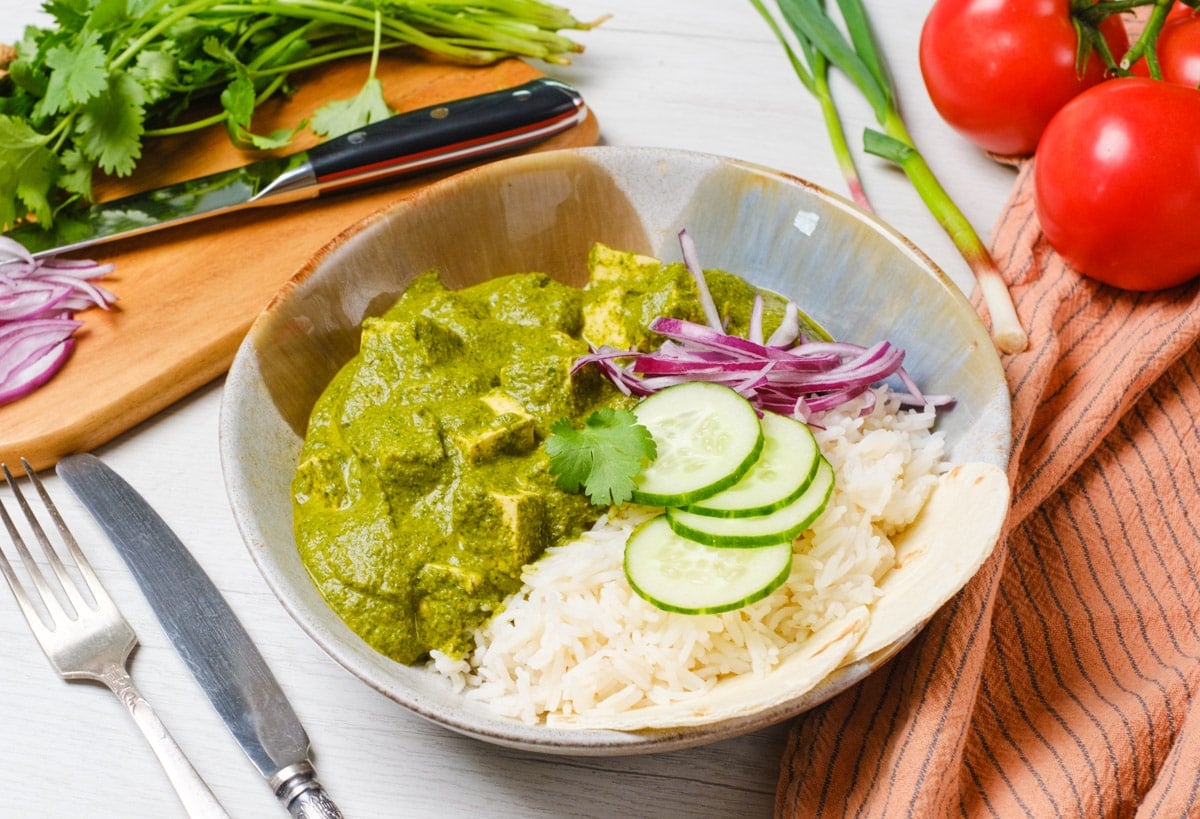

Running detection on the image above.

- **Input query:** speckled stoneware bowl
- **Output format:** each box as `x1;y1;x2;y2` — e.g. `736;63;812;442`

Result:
219;146;1011;755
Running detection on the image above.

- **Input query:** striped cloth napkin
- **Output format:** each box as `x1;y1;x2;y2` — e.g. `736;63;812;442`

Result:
776;159;1200;817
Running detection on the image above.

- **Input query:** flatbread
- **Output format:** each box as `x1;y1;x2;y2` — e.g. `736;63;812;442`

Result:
846;461;1009;664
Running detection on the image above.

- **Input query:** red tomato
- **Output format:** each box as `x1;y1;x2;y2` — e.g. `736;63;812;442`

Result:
1034;77;1200;290
920;0;1129;157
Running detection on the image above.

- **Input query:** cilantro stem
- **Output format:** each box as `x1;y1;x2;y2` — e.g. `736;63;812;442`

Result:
251;41;399;78
752;0;1029;354
111;0;222;72
241;21;314;72
369;8;384;79
144;112;228;138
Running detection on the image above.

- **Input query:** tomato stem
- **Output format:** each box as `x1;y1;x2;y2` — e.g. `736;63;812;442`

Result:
1073;0;1180;75
1119;0;1177;71
1077;0;1148;21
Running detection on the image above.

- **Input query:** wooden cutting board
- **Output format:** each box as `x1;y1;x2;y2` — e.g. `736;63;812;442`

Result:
2;55;599;471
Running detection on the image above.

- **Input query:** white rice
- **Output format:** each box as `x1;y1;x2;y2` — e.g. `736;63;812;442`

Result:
428;388;946;724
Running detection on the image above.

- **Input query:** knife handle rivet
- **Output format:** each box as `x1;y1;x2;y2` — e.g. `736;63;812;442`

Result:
347;132;366;145
430;106;450;120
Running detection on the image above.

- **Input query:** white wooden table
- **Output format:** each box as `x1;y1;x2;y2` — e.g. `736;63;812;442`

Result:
0;2;1016;816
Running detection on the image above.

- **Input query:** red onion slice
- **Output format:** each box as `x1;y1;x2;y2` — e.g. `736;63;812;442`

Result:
0;238;116;404
766;301;801;347
677;229;724;331
0;281;74;320
0;317;79;404
577;312;953;419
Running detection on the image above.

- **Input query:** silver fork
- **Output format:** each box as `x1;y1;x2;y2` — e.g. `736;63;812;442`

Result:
0;459;230;819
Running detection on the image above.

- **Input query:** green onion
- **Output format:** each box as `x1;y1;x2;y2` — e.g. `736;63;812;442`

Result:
752;0;1028;354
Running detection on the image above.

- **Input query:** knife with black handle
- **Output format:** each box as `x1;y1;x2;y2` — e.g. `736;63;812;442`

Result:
57;454;342;818
10;77;586;259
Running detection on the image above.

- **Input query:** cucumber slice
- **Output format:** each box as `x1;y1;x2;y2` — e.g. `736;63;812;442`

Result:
624;516;792;614
666;458;834;547
630;382;764;507
683;411;820;518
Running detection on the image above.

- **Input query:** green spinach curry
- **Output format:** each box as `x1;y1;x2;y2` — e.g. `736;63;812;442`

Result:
292;243;807;664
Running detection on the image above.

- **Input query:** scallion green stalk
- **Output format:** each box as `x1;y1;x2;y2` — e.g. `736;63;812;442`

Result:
754;0;1028;354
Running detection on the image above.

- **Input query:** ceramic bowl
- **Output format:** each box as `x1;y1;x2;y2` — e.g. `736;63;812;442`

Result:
219;146;1011;755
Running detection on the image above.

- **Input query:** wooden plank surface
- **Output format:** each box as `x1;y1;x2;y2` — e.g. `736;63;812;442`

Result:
1;55;598;470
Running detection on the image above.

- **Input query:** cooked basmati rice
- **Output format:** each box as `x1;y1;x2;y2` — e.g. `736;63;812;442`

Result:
428;387;946;724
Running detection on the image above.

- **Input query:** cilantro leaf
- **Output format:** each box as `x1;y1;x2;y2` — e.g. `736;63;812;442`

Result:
0;116;56;227
87;0;137;33
219;69;302;150
130;50;179;106
546;408;657;507
75;70;145;176
310;77;394;138
57;148;95;200
37;31;108;116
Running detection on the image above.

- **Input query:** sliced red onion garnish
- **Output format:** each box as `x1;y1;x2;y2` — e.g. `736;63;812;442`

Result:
589;229;947;417
577;313;954;419
649;316;839;367
0;318;80;377
748;294;765;345
765;301;801;347
677;229;724;331
0;237;116;405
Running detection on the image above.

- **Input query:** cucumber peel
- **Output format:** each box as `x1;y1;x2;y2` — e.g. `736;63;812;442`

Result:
665;459;834;547
624;517;793;615
683;410;821;518
629;382;764;507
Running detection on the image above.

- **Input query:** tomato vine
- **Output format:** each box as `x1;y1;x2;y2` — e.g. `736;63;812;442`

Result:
1074;0;1200;76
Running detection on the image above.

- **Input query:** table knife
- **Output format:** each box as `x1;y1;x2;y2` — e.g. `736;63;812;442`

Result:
56;453;343;819
9;77;586;259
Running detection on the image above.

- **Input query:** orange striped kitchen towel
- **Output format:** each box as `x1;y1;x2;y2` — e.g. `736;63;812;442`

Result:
777;159;1200;817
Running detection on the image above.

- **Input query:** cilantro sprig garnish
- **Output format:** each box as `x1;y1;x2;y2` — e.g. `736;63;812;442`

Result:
546;408;657;507
0;1;595;235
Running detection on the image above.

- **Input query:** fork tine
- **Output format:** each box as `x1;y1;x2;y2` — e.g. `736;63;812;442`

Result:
0;461;89;620
21;457;103;610
0;482;48;634
0;467;57;634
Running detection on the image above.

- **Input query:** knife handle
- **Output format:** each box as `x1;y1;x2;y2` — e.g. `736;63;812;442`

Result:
274;761;344;819
305;77;586;193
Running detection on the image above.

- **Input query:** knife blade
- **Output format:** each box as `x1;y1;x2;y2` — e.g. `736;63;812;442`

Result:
9;77;586;259
56;453;342;819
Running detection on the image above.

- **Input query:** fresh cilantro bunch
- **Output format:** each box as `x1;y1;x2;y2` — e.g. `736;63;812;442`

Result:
546;408;657;507
0;0;593;235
